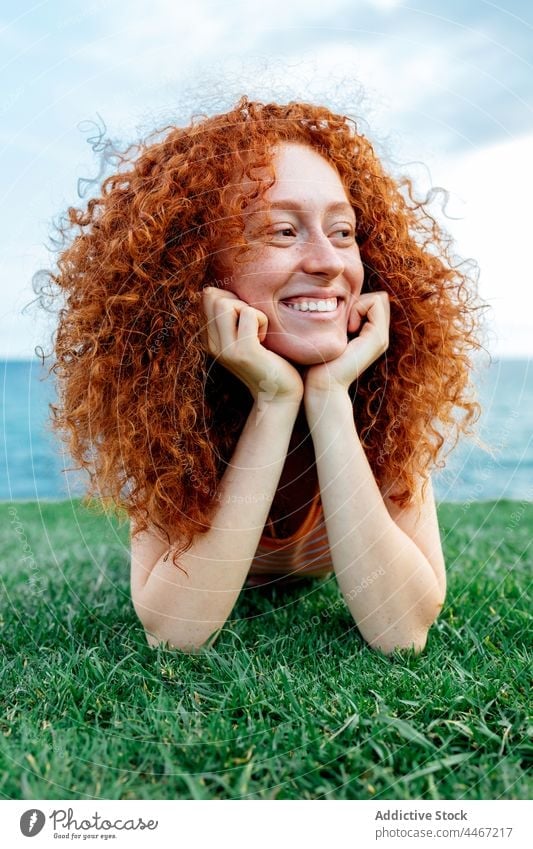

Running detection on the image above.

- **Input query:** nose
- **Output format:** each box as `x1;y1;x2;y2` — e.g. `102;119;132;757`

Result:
300;229;344;280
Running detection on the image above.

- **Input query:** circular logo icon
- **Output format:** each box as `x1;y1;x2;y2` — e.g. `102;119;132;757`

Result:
20;809;46;837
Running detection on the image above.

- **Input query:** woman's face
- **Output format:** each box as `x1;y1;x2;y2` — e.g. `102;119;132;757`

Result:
218;142;365;366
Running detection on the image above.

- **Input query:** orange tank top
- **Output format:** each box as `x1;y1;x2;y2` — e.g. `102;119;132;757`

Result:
245;484;334;587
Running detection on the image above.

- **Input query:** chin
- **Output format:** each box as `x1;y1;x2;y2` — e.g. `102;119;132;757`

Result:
265;334;347;366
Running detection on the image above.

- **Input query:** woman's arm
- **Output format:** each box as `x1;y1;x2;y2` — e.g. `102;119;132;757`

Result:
303;291;445;654
131;394;302;653
304;387;445;654
131;286;305;654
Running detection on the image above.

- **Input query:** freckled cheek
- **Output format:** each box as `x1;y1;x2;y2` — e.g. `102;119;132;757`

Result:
233;264;282;311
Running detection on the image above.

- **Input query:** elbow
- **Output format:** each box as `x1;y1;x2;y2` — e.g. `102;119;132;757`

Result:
132;588;225;655
144;626;222;654
367;594;445;657
138;612;223;654
369;628;429;656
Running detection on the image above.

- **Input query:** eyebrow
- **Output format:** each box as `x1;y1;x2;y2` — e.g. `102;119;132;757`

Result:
263;200;355;217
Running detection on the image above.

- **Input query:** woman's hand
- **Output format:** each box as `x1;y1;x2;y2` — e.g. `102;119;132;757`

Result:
304;292;390;397
200;286;304;405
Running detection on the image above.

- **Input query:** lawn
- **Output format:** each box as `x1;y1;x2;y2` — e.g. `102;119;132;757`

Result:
0;498;531;800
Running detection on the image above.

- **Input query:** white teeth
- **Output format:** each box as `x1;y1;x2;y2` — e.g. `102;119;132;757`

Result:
285;298;337;312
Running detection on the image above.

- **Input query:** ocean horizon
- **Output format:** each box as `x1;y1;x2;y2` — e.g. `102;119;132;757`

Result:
1;356;532;504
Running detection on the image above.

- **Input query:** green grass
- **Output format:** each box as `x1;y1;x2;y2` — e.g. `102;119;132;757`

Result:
0;498;531;800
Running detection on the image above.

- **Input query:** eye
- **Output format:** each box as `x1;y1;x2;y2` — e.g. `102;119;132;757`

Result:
272;226;296;238
331;226;355;241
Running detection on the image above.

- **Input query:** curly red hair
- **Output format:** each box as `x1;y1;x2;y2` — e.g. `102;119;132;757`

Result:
39;96;484;563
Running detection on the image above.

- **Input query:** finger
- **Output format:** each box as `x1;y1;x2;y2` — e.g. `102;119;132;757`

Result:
200;289;222;354
368;294;390;336
347;300;362;334
213;298;240;355
236;305;269;347
201;286;247;354
363;296;390;352
353;292;389;326
354;291;388;311
255;310;269;344
203;285;241;302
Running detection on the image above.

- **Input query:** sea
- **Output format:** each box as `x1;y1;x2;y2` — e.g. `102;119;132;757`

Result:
1;357;532;504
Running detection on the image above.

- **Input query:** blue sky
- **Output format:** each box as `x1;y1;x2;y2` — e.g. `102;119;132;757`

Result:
1;0;532;358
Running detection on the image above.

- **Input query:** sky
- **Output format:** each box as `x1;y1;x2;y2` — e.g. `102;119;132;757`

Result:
1;0;532;359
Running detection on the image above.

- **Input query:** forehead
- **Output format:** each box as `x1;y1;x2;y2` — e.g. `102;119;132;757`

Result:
269;142;348;197
248;142;352;215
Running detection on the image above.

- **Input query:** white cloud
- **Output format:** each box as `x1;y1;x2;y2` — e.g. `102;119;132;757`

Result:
360;0;402;11
421;133;533;357
70;0;355;86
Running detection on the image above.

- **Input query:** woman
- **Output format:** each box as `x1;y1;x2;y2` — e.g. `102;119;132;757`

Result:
44;97;482;655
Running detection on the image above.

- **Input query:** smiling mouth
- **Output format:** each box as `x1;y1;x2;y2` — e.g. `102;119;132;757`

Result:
279;297;343;317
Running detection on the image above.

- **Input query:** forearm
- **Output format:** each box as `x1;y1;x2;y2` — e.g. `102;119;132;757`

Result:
305;389;444;654
136;396;302;651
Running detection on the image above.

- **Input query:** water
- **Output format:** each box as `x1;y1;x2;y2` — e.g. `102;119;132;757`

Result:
1;359;80;501
434;359;532;503
1;358;532;503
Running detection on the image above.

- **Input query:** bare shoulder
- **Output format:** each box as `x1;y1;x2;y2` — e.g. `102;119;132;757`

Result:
130;518;170;599
381;475;447;597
